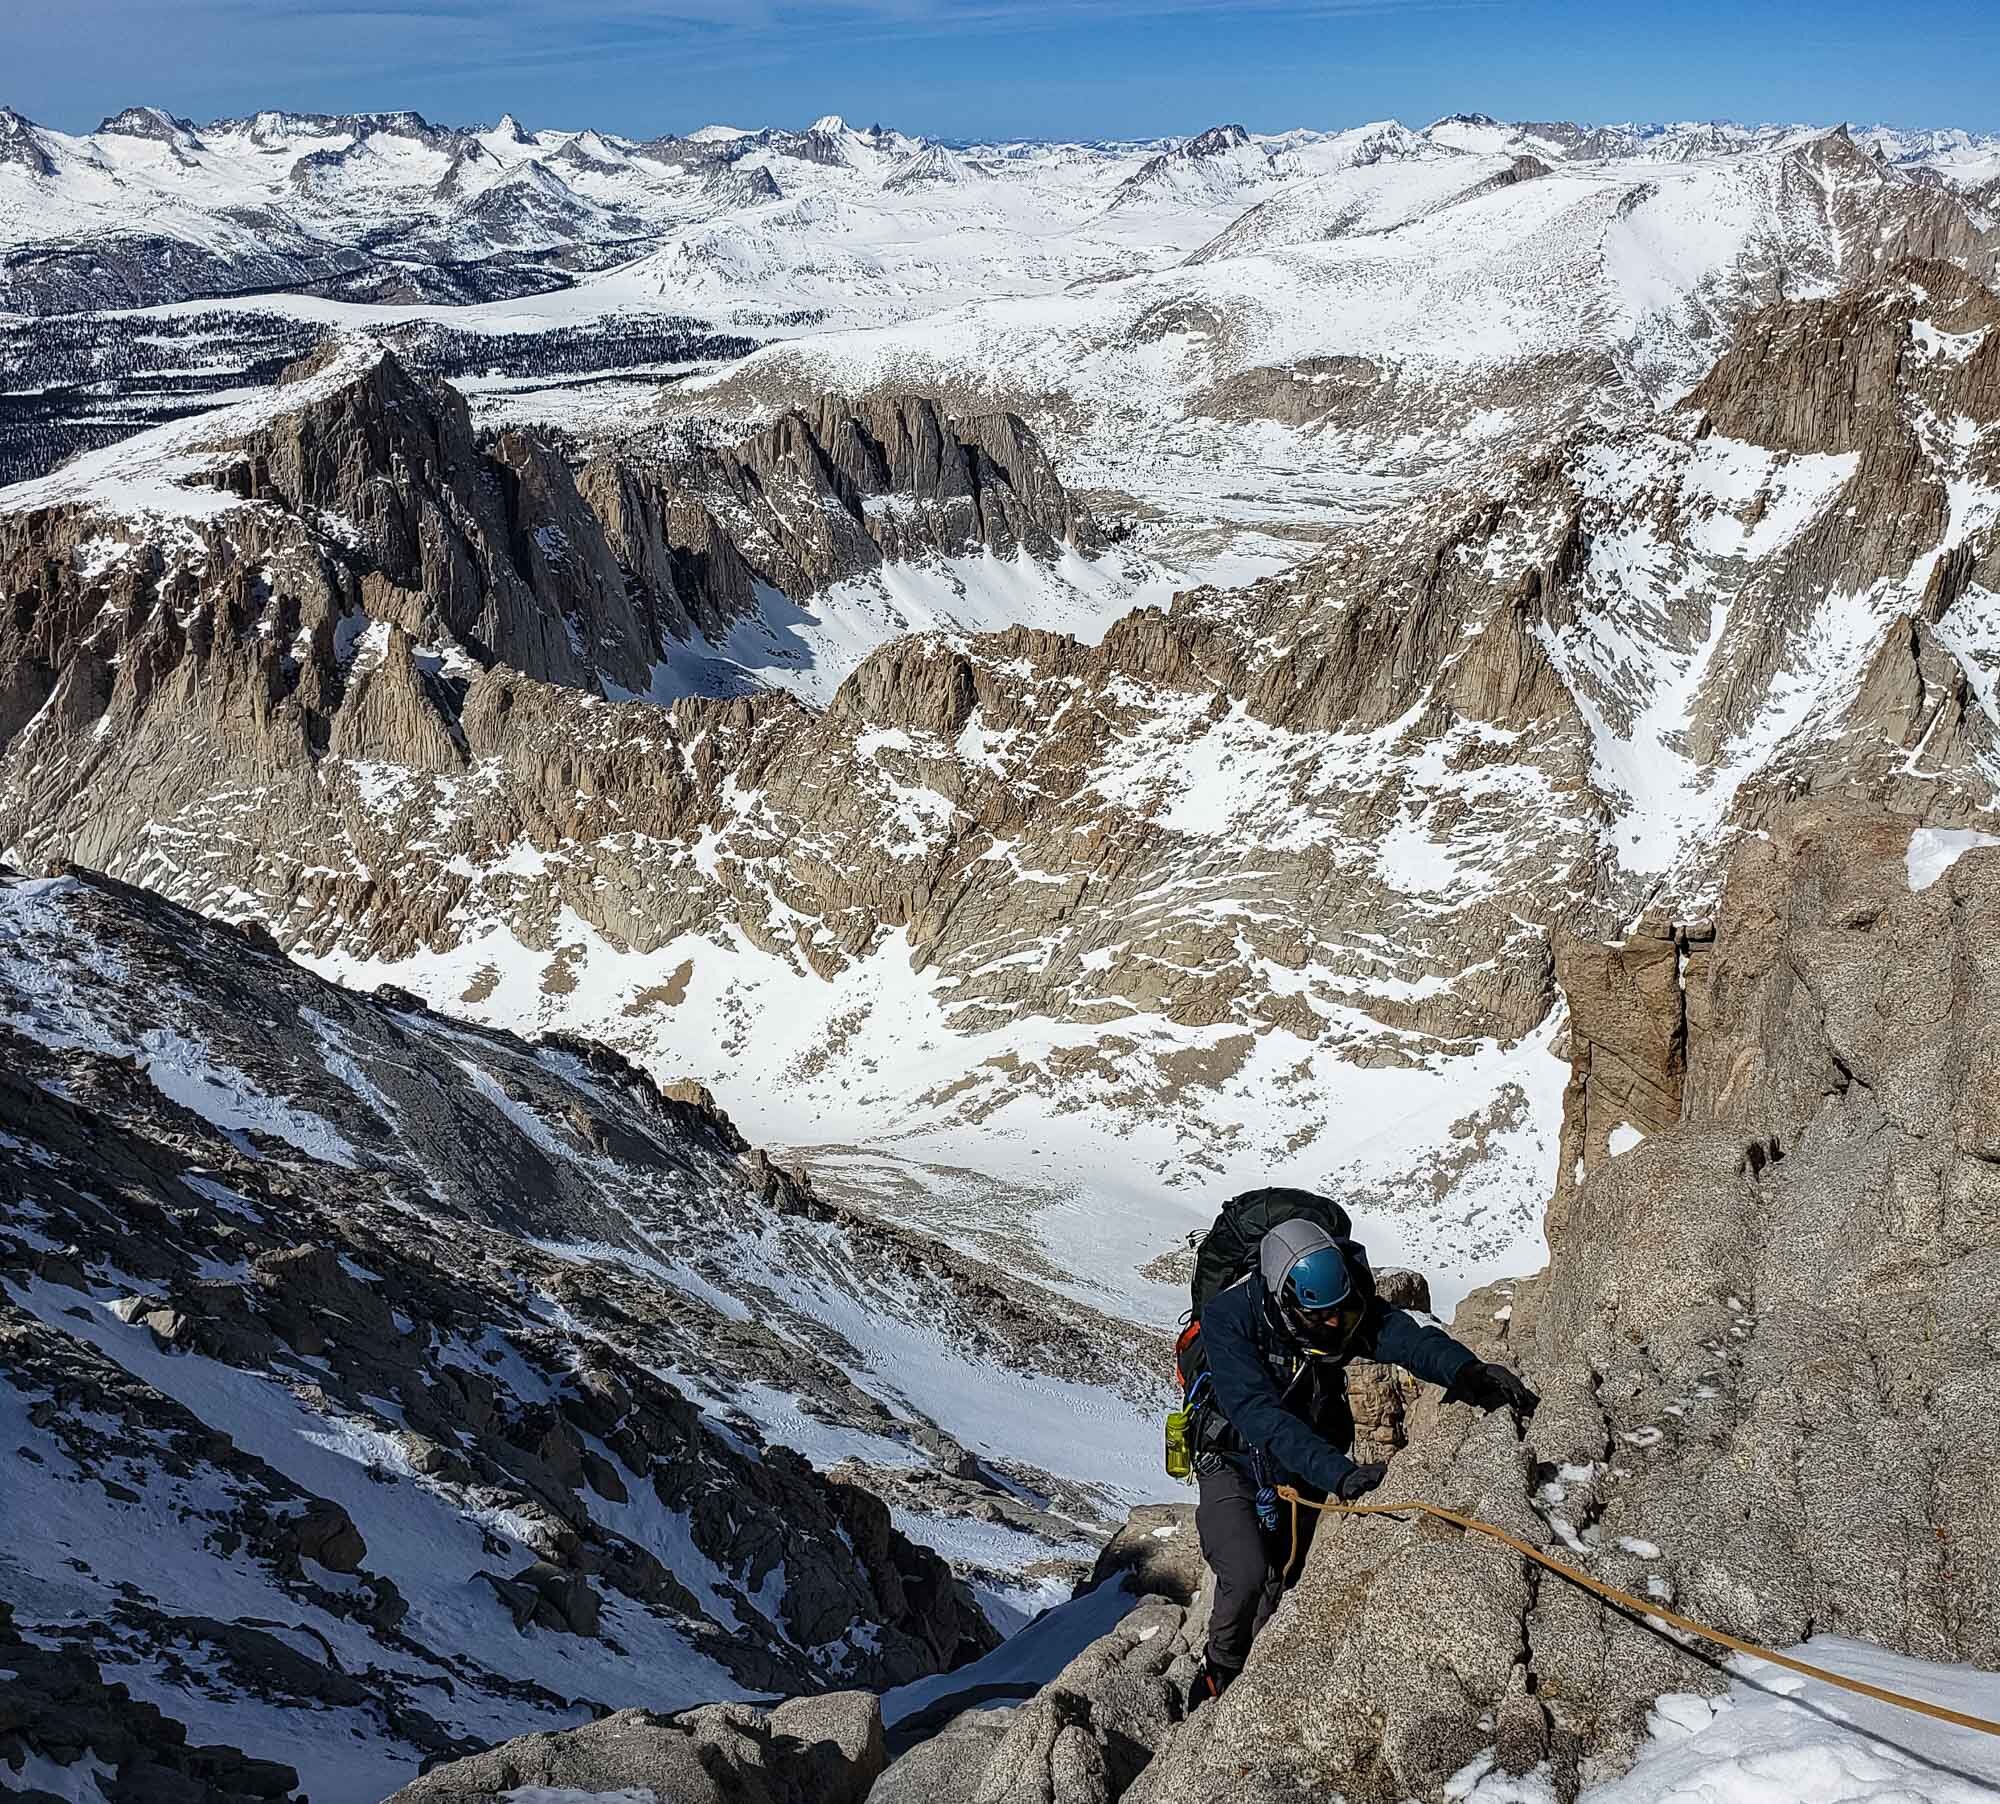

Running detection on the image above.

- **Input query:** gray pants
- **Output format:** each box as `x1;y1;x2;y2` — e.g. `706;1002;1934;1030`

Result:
1195;1466;1318;1679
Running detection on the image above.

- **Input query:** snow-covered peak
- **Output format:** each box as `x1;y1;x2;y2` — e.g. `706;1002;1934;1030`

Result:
96;104;204;148
497;156;573;196
431;138;502;197
703;159;783;205
885;142;969;191
1110;120;1274;208
551;127;633;177
245;108;305;148
0;105;55;175
810;113;850;136
1273;118;1437;176
1422;111;1521;154
567;128;627;163
1419;111;1832;164
1182;122;1251;158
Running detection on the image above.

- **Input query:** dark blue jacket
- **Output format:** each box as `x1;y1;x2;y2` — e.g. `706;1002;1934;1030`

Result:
1198;1276;1479;1496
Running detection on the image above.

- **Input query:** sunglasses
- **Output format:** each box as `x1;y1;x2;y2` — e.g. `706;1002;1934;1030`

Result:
1287;1298;1359;1347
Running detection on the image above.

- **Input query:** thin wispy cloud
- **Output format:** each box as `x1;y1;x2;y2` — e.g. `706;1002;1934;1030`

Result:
331;0;1493;86
6;0;1489;122
5;0;1994;143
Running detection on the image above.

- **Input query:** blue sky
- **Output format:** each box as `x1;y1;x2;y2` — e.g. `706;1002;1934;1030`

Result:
6;0;1999;141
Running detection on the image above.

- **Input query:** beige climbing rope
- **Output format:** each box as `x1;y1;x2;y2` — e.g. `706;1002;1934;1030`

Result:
1275;1485;2000;1740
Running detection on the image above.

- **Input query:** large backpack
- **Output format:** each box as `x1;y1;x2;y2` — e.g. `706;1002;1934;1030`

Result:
1163;1188;1359;1479
1188;1186;1353;1320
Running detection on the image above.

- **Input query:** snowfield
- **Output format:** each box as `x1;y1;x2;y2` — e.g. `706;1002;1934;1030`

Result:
1577;1640;2000;1804
306;916;1571;1328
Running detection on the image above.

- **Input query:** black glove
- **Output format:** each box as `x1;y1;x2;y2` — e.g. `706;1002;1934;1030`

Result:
1336;1461;1388;1501
1447;1361;1540;1418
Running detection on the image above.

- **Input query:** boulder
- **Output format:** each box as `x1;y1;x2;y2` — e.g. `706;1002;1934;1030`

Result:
870;1594;1205;1804
476;1561;602;1638
867;1707;1017;1804
1078;1506;1202;1605
287;1499;366;1573
386;1691;888;1803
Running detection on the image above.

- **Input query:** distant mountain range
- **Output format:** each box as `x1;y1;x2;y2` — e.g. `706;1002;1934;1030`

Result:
1;102;1995;315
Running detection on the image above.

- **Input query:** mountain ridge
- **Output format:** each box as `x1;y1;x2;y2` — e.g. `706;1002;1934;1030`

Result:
7;258;1998;1336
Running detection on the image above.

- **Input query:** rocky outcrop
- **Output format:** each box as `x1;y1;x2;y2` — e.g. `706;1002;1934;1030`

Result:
0;344;1094;753
1790;129;2000;285
1466;152;1553;197
1076;1505;1207;1606
388;1691;888;1803
0;337;1587;1118
1342;1267;1438;1454
0;106;58;176
873;1585;1209;1804
706;162;784;205
326;625;465;771
212;343;664;695
655;393;1100;600
1686;256;2000;456
576;451;763;643
1549;916;1696;1225
1077;805;2000;1802
0;1600;301;1804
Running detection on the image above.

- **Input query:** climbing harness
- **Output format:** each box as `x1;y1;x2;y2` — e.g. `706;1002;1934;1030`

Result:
1274;1486;2000;1740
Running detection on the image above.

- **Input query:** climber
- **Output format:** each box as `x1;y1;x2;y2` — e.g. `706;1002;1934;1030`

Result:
1183;1214;1537;1699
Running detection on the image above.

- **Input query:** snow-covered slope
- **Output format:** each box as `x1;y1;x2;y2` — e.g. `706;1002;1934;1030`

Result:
0;105;1258;319
0;865;1178;1798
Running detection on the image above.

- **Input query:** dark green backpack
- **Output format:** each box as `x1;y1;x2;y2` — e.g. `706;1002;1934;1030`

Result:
1188;1186;1354;1320
1169;1188;1356;1474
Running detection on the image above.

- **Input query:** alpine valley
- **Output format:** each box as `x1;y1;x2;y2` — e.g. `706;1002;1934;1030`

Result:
3;97;2000;1804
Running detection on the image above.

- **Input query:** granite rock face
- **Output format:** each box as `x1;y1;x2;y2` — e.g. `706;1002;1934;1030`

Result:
1547;921;1695;1231
948;805;2000;1804
656;393;1100;600
871;1592;1211;1804
0;340;1095;760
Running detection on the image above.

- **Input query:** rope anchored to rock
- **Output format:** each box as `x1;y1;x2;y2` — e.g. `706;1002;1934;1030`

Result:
1273;1485;2000;1740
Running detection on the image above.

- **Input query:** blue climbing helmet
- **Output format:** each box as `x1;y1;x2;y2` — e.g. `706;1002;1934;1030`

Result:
1258;1219;1373;1355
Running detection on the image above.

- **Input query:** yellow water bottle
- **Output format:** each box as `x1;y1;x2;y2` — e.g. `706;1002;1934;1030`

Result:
1164;1406;1194;1482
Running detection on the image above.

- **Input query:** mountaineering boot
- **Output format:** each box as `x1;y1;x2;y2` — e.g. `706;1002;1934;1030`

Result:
1193;1660;1234;1704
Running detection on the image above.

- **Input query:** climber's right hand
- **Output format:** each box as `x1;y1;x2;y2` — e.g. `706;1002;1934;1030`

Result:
1447;1361;1541;1419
